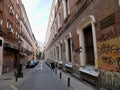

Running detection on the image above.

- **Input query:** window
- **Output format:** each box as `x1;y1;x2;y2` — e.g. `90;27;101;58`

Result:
51;28;54;40
17;0;20;8
16;14;20;24
58;12;61;29
0;11;2;17
54;48;56;60
59;42;62;60
0;40;2;46
119;0;120;6
60;43;63;60
65;33;72;62
15;32;19;40
6;19;10;28
57;46;59;60
54;23;57;35
62;0;70;19
8;1;14;15
0;19;3;26
55;0;58;5
6;19;14;33
0;12;3;26
67;38;72;62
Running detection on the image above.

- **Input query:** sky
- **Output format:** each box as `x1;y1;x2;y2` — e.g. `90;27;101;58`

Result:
22;0;52;45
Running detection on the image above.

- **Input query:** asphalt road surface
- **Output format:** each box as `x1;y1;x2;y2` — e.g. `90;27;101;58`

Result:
14;61;69;90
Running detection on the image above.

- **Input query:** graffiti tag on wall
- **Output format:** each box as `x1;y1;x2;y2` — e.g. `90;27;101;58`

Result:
97;36;120;72
97;25;120;72
98;44;120;55
99;71;120;90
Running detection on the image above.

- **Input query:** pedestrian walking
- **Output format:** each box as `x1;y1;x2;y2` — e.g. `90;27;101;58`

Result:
17;64;23;78
51;62;55;71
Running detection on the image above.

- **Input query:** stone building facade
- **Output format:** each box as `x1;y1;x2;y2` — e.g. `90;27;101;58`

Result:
0;0;37;74
45;0;120;89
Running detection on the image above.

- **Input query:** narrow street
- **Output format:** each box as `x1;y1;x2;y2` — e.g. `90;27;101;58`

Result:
1;0;120;90
0;61;95;90
14;61;70;90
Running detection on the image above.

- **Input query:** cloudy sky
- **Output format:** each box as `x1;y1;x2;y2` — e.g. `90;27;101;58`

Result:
22;0;52;44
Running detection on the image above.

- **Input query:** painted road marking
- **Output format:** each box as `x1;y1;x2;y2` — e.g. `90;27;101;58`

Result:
10;84;18;90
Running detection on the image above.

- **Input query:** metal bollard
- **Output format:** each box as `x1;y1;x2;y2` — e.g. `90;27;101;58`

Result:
68;77;70;87
55;68;57;74
15;75;18;82
59;72;62;79
14;71;18;82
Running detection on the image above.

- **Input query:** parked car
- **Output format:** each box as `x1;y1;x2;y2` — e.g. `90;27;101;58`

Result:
33;60;39;65
26;60;36;68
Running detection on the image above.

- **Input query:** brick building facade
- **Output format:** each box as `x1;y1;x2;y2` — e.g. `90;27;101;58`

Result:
45;0;120;89
0;0;37;74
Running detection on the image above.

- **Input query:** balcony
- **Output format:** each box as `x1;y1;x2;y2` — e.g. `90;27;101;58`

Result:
4;42;17;49
20;46;33;55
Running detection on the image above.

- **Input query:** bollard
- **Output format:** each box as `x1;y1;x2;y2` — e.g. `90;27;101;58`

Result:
14;71;18;82
68;77;70;87
59;72;62;79
15;75;18;82
55;68;57;74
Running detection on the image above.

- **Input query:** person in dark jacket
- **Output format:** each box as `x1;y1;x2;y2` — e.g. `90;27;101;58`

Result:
51;62;55;71
17;64;23;78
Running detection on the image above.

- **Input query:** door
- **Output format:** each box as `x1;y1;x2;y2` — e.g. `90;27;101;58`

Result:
83;25;95;65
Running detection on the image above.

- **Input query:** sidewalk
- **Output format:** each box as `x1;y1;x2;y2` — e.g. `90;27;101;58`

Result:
0;67;33;90
54;68;96;90
0;66;32;81
0;70;14;80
